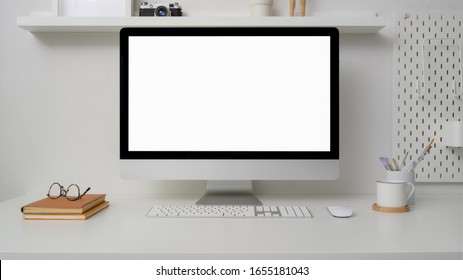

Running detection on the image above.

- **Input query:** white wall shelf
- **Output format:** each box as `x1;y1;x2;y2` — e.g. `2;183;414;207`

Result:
16;16;386;33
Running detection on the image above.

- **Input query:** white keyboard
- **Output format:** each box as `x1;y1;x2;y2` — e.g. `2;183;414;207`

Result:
146;205;312;218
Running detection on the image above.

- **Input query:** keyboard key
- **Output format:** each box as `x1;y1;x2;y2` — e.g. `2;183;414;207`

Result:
300;206;312;218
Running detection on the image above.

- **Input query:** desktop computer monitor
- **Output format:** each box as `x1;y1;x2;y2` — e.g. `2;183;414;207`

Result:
120;27;339;205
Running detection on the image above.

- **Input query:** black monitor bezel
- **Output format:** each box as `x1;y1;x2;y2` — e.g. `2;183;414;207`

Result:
120;27;339;160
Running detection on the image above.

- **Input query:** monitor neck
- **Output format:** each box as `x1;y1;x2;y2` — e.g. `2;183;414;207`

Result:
196;180;262;206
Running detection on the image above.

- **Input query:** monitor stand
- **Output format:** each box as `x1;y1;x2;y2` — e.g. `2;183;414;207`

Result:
196;180;262;206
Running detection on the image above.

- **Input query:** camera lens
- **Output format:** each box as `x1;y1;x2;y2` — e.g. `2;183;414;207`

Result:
155;6;169;16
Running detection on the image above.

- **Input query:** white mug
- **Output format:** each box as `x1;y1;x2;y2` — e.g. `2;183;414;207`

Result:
376;180;415;208
249;0;273;16
386;170;415;205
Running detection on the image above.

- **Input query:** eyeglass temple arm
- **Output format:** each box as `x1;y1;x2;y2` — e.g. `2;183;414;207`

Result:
80;187;91;198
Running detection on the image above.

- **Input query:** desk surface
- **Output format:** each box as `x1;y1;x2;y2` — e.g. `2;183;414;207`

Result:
0;193;462;259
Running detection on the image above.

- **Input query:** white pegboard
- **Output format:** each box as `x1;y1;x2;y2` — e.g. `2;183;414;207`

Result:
393;11;463;182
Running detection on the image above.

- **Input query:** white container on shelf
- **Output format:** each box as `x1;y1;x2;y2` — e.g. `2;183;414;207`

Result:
249;0;273;17
442;121;463;148
59;0;127;16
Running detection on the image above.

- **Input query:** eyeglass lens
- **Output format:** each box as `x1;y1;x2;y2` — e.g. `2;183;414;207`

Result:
48;183;64;199
66;184;80;201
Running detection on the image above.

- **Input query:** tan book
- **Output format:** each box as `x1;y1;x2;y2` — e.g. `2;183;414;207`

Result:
23;201;109;220
21;194;106;214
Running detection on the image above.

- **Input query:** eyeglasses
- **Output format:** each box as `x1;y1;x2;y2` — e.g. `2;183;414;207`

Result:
47;182;91;201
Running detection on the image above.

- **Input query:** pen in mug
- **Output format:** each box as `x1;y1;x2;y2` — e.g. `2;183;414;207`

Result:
385;158;397;171
379;157;393;171
415;144;432;169
413;138;434;170
418;138;434;158
407;160;417;171
392;158;401;171
400;151;409;170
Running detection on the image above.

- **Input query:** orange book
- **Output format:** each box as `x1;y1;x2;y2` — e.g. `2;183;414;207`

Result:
23;201;109;220
21;194;106;214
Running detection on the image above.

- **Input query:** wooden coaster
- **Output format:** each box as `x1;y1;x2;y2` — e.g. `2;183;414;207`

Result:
372;203;410;213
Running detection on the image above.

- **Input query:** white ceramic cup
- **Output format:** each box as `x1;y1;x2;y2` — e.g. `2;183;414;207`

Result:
249;0;273;16
386;170;415;205
376;180;415;208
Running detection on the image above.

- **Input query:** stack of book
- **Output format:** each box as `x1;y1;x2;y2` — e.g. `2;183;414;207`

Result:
21;194;109;220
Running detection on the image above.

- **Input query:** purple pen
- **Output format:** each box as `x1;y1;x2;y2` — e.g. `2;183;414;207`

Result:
379;157;392;171
407;160;417;171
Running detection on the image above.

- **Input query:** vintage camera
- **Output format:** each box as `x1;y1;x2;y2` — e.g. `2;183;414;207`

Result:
139;2;182;17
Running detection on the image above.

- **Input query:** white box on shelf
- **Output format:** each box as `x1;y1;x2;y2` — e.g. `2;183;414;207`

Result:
59;0;126;16
30;0;59;16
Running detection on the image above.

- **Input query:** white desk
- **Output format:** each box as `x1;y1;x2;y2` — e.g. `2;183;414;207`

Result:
0;193;462;259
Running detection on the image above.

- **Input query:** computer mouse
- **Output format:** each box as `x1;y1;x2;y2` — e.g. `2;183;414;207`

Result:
326;205;354;218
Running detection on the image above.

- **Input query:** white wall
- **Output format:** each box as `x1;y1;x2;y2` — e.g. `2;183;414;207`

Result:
1;0;462;202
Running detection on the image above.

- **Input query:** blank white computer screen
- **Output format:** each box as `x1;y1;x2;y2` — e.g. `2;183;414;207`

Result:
128;36;331;152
